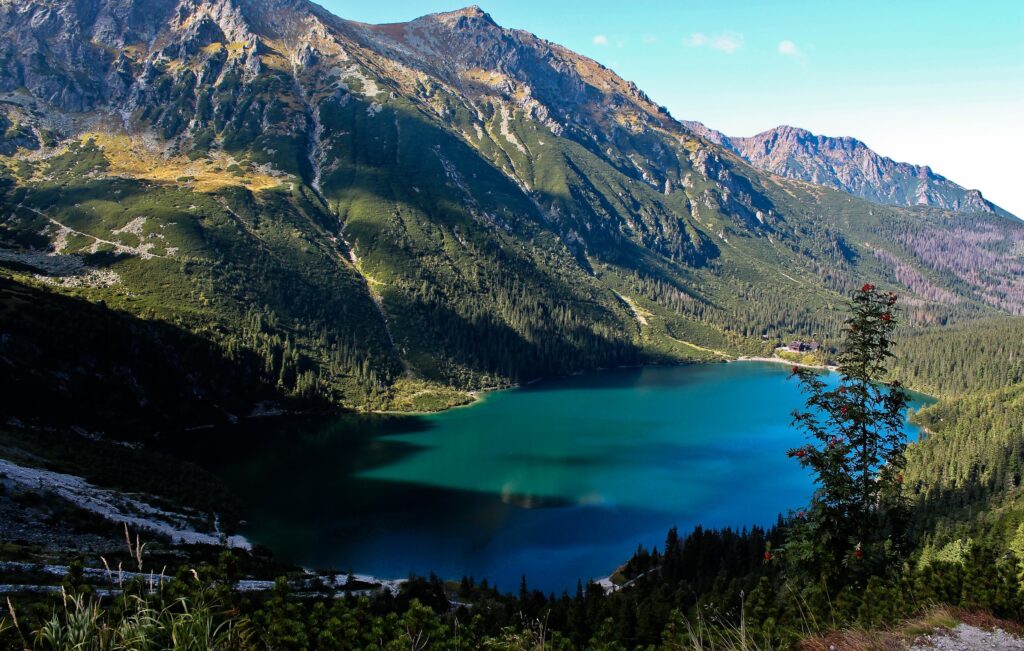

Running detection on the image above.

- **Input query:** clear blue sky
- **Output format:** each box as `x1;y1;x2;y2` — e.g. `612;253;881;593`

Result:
316;0;1024;217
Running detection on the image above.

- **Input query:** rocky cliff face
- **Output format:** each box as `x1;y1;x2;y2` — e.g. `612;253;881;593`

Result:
684;121;1002;215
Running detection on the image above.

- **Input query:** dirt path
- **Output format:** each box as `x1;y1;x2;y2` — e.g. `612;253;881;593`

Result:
911;623;1024;650
667;336;730;358
0;560;404;597
18;203;164;259
613;292;649;326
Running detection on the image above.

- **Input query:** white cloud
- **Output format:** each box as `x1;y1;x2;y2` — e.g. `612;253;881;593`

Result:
683;32;708;47
593;34;609;46
777;40;800;56
641;34;658;44
711;32;744;53
684;31;743;53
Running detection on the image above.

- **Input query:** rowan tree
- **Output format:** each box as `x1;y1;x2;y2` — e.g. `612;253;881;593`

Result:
784;284;910;584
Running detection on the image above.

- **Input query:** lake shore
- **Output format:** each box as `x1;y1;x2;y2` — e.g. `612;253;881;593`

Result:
372;361;715;415
731;355;839;372
370;357;843;418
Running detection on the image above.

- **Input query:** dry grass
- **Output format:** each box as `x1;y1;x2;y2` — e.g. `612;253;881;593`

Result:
81;132;288;193
799;606;1024;651
681;139;702;153
801;628;906;651
669;613;776;651
196;41;249;58
461;68;510;88
120;43;147;61
951;608;1024;636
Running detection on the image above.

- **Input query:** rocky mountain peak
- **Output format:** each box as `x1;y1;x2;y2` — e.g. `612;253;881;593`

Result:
0;0;1006;219
426;5;497;28
685;121;1003;215
352;4;675;140
171;0;256;45
770;124;812;139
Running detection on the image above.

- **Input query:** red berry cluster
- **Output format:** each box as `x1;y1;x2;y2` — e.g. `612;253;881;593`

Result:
788;447;810;459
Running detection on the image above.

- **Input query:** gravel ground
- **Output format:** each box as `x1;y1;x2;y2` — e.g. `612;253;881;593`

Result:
911;624;1024;650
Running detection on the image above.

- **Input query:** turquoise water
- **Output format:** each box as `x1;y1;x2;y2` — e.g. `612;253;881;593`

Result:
195;362;932;593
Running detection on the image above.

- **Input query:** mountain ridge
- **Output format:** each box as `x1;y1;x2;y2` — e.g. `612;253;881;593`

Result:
683;120;1007;216
0;0;1022;418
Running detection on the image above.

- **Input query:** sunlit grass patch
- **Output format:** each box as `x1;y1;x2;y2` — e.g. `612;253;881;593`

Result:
80;132;289;193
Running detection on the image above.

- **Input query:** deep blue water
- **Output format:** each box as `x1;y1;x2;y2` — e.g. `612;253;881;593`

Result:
196;362;932;593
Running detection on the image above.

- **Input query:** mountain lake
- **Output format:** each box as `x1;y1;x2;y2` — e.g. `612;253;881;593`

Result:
187;361;933;593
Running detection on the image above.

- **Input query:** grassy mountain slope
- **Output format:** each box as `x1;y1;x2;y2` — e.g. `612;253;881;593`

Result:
0;0;1022;424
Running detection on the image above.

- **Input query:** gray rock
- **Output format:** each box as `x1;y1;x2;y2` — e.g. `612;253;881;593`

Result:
911;624;1024;651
